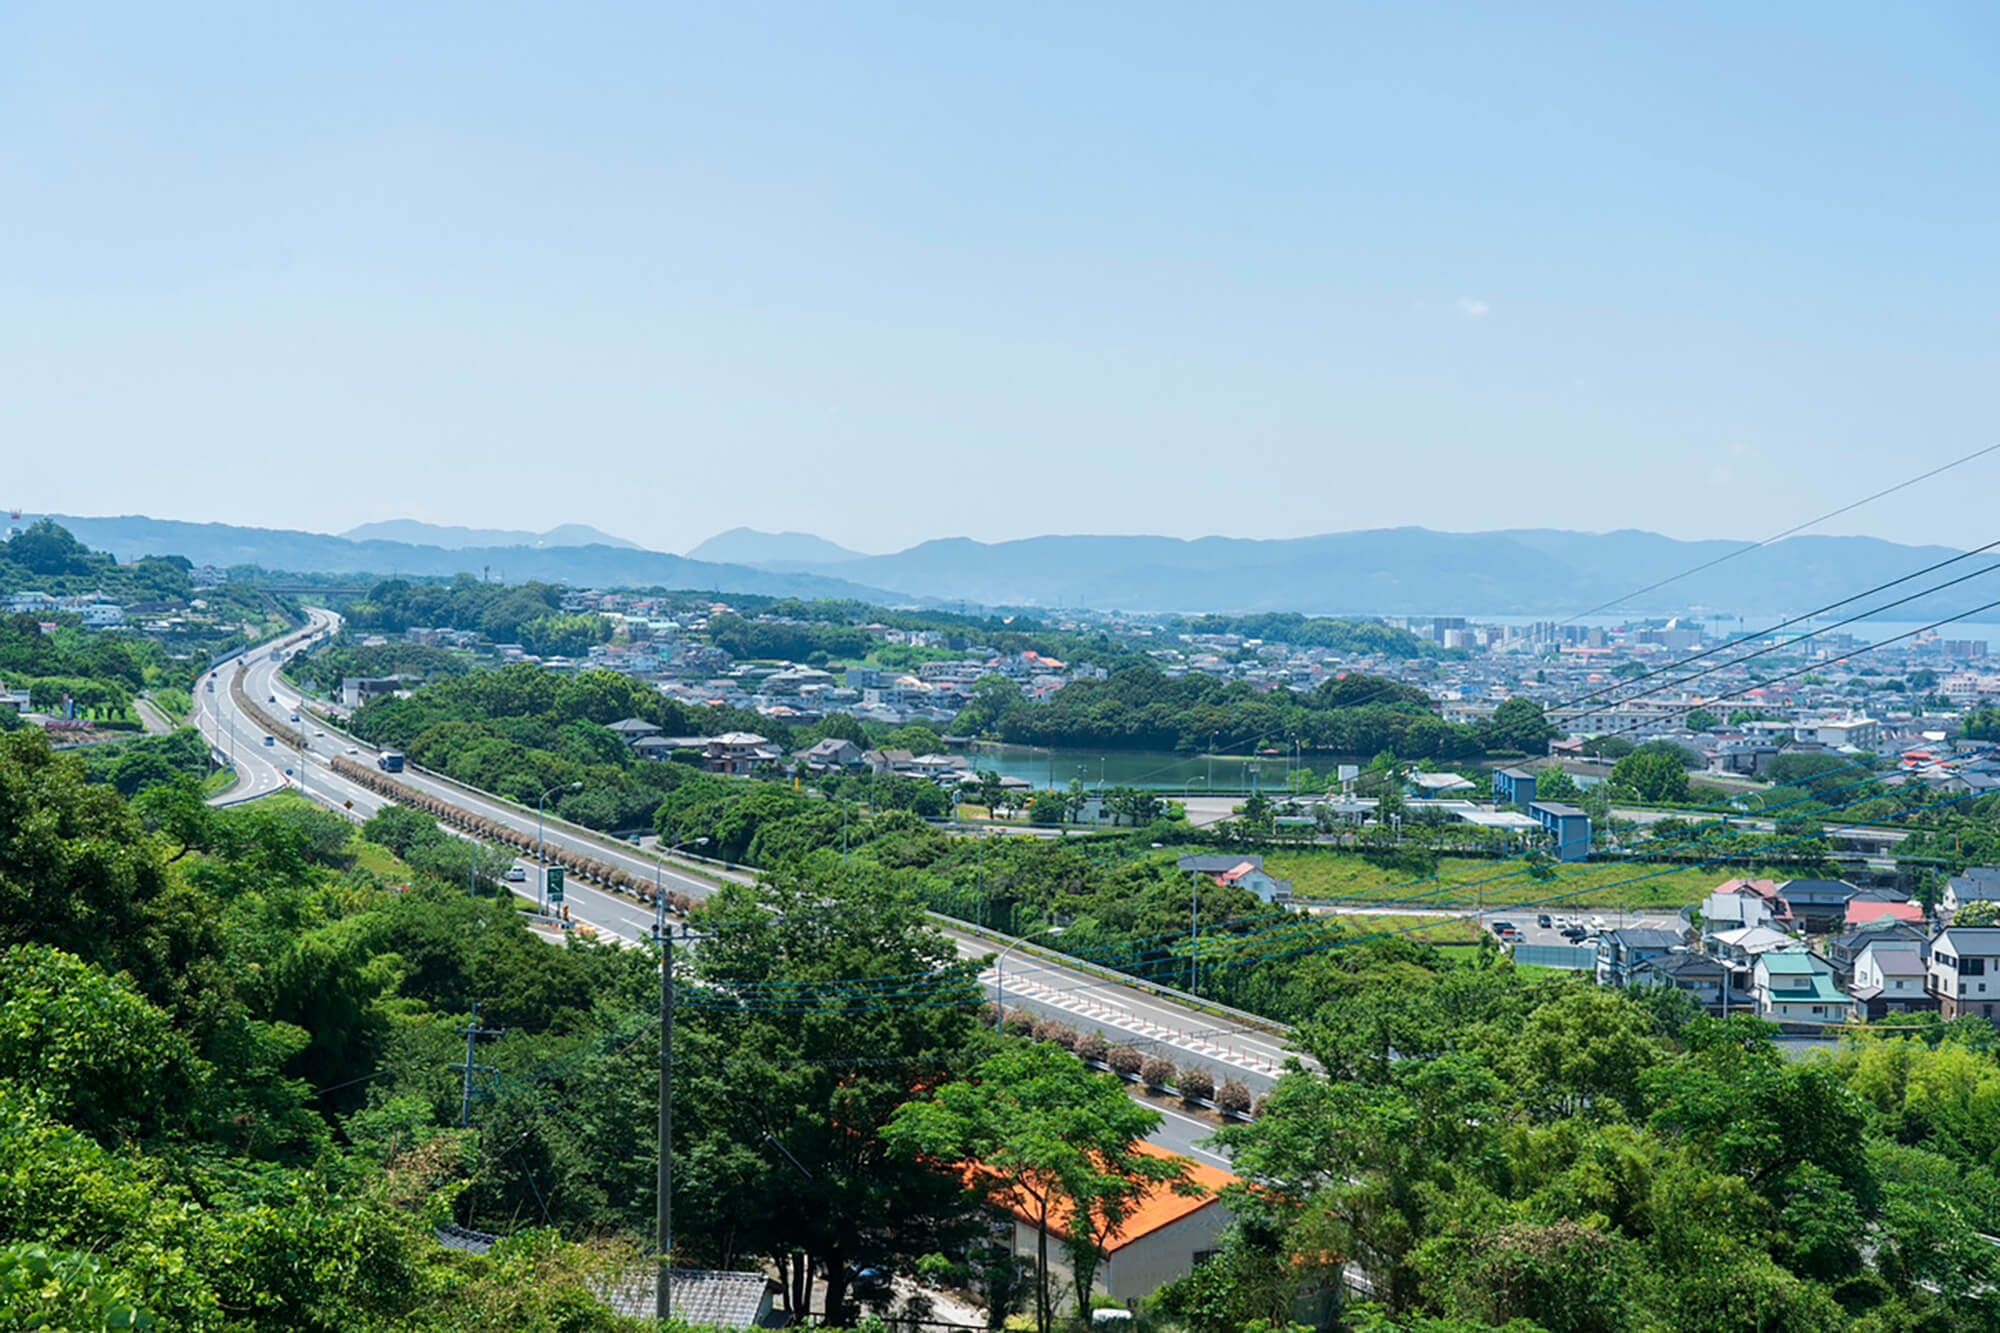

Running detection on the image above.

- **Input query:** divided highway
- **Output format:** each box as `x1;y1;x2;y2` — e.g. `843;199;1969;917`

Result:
191;610;1292;1159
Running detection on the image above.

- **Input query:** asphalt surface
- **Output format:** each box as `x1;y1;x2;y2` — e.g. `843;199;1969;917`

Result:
192;609;1290;1158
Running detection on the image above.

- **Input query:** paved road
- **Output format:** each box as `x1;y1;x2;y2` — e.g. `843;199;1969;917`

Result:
133;696;177;737
213;610;1290;1136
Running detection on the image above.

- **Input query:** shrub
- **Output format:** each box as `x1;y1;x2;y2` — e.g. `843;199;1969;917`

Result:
1107;1046;1144;1078
1215;1079;1253;1115
1177;1067;1216;1104
1003;1009;1038;1038
1035;1021;1079;1051
1140;1057;1177;1090
1076;1031;1109;1064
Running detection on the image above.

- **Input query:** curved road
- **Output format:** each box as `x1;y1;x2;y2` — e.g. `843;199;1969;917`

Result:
191;610;1288;1158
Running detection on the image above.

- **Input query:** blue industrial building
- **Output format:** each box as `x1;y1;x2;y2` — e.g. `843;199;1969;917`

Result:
1531;801;1592;862
1492;767;1537;808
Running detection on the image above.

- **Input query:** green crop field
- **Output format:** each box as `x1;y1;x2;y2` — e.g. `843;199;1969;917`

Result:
1265;850;1790;911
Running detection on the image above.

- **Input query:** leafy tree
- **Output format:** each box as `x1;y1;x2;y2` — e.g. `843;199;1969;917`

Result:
1611;749;1689;803
674;859;990;1324
889;1041;1192;1333
1530;766;1580;803
1683;708;1721;733
1956;900;2000;928
1483;698;1559;753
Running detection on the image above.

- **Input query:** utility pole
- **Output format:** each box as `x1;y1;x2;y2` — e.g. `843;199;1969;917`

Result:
1190;868;1200;998
656;916;677;1325
457;1003;502;1127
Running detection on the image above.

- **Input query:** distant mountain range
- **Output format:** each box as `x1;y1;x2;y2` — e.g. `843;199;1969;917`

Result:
685;527;866;570
44;515;901;604
33;514;1993;620
342;520;641;550
791;528;1984;618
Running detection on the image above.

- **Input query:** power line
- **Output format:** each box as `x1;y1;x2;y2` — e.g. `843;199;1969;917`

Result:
1560;440;2000;625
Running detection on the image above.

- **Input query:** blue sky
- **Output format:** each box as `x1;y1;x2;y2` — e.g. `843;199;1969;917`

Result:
4;4;1996;554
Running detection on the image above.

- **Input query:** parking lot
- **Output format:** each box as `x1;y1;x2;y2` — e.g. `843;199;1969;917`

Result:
1478;908;1686;952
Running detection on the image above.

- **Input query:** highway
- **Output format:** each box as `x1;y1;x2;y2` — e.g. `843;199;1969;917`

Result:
191;610;1289;1157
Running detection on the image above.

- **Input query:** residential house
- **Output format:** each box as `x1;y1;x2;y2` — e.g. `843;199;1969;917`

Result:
1710;924;1803;971
793;737;864;773
1491;767;1537;807
1530;802;1592;862
1775;880;1870;934
990;1143;1237;1310
1753;951;1856;1025
1825;919;1929;979
1709;878;1793;929
703;732;782;777
1699;884;1778;945
1627;951;1732;1012
606;717;663;743
1929;927;2000;1024
1849;943;1938;1021
340;676;406;710
1596;927;1690;989
1177;854;1294;905
1844;899;1924;930
1942;868;2000;918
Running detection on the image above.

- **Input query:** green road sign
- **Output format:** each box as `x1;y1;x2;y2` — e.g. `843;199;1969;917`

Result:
545;866;566;904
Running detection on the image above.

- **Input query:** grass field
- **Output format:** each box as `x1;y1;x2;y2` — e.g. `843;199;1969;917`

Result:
1264;850;1787;911
351;839;412;881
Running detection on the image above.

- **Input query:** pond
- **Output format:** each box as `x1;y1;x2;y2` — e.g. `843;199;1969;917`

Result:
951;742;1367;793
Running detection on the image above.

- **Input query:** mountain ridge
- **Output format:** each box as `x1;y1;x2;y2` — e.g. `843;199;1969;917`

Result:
29;514;1989;619
342;519;644;551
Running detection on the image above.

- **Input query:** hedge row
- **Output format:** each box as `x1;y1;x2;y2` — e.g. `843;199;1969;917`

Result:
993;1008;1255;1116
329;755;697;915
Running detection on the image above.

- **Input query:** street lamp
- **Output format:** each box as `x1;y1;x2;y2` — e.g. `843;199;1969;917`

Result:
536;781;584;912
992;924;1066;1032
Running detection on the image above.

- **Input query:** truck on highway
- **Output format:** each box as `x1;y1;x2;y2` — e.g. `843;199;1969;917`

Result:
377;751;405;773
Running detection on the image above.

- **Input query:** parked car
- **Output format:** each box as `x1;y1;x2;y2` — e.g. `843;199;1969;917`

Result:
1537;914;1552;928
1491;920;1517;934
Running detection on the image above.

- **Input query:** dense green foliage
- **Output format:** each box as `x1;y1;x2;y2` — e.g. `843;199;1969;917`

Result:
955;664;1552;760
285;635;474;696
345;663;766;831
1174;957;2000;1332
0;733;654;1330
0;520;194;602
1959;707;2000;743
344;575;570;642
1177;613;1439;658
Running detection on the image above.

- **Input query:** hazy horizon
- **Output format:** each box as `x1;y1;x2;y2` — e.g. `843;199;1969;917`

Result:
8;6;1997;552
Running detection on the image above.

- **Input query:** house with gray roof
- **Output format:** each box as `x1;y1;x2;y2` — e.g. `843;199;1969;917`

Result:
1929;927;2000;1025
1943;868;2000;918
595;1269;781;1328
1628;951;1731;1011
1595;926;1689;989
1849;942;1937;1021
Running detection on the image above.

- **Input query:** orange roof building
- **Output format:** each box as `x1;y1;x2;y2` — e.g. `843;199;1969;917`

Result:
976;1143;1239;1310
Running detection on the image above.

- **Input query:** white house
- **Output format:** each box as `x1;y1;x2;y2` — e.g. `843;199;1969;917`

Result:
1849;942;1936;1020
1942;868;2000;918
1929;927;2000;1025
